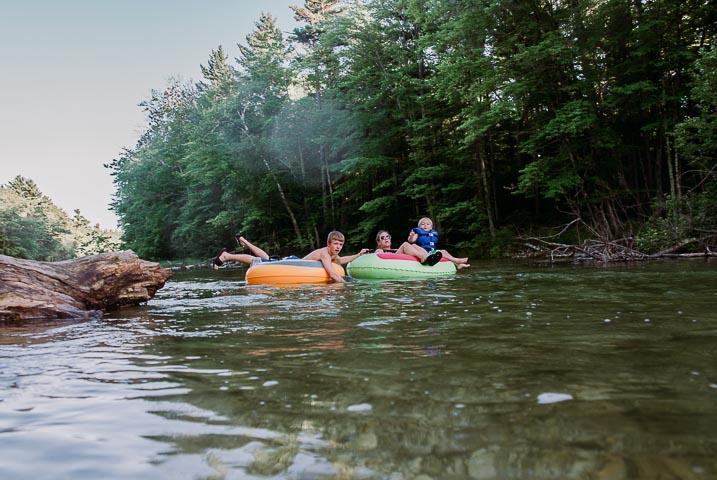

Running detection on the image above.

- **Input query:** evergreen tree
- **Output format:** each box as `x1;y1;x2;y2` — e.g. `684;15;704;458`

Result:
0;176;119;260
108;80;197;259
3;176;73;260
232;13;306;247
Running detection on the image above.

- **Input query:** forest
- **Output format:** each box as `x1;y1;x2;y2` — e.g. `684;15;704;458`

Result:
6;0;715;263
0;176;121;260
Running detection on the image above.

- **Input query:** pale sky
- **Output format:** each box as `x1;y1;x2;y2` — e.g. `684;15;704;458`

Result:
0;0;299;229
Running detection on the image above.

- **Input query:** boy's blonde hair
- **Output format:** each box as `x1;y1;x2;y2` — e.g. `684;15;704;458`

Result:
327;231;345;243
418;217;433;226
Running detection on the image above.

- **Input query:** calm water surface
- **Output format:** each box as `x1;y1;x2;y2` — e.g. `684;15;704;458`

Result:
1;260;716;479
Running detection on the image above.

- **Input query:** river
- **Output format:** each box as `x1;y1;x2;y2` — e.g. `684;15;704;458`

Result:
1;259;715;479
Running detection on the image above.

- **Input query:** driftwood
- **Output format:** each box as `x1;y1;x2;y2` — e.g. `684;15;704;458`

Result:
521;238;640;262
519;237;716;262
0;250;172;321
516;219;716;263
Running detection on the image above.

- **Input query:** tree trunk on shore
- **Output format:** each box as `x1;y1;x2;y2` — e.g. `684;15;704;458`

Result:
0;250;172;321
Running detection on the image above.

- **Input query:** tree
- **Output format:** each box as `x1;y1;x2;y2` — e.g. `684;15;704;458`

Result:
108;80;198;259
269;96;361;246
0;176;73;260
291;0;345;98
675;45;717;191
199;45;236;99
71;209;122;257
291;1;348;231
0;177;120;260
234;13;305;246
105;2;717;260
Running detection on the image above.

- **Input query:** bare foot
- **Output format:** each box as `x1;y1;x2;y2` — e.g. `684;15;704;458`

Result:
457;263;470;270
212;251;229;270
238;236;249;248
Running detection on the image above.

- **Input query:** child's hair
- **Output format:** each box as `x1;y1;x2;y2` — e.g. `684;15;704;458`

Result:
375;230;389;244
418;217;433;226
327;231;345;243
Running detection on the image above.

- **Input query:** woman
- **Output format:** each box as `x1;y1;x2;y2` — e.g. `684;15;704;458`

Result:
374;230;442;266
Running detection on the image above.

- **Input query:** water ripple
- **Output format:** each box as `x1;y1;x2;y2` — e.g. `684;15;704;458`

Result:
1;261;716;479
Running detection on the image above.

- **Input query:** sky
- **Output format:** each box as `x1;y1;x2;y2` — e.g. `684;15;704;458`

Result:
0;0;299;229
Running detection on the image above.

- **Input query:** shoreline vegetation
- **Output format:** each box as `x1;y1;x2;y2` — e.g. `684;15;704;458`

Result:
517;237;716;264
2;172;714;268
515;218;717;263
0;176;121;262
3;1;716;265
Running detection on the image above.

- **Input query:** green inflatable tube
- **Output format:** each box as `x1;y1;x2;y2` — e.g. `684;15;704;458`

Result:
347;252;456;280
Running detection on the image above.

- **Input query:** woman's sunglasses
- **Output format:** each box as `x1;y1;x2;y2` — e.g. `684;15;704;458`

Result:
380;235;391;240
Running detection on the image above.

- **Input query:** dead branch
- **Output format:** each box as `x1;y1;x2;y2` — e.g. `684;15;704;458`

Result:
515;219;716;263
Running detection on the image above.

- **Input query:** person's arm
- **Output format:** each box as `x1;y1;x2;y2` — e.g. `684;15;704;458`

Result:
317;250;346;283
408;230;418;244
337;248;370;265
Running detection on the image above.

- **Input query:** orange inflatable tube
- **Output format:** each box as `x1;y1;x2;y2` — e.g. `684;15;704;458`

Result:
245;259;345;285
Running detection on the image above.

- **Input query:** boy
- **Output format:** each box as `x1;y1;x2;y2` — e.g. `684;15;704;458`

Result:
408;217;470;269
304;231;370;283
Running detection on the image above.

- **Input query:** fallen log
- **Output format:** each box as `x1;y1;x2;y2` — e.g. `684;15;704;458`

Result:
0;250;173;321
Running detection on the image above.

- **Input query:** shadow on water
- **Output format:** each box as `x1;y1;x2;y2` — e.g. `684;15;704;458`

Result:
1;259;716;479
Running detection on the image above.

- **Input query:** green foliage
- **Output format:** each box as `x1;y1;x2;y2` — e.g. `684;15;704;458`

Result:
635;182;717;253
675;46;717;178
0;177;121;260
70;209;122;257
517;159;582;201
0;177;72;260
100;0;717;260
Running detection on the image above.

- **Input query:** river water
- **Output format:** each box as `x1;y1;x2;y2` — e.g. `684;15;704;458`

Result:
1;259;716;479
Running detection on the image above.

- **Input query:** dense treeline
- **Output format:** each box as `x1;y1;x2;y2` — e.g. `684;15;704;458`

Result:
0;176;121;260
108;0;717;261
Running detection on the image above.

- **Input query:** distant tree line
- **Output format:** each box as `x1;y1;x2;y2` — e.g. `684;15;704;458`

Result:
107;0;717;261
0;176;121;260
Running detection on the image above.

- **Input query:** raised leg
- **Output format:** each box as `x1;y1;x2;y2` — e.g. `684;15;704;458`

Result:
237;236;270;260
